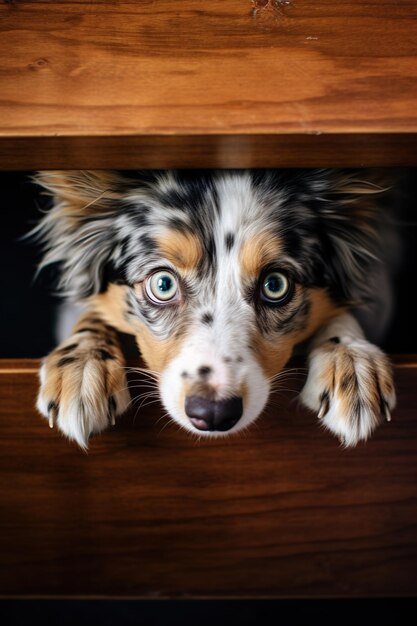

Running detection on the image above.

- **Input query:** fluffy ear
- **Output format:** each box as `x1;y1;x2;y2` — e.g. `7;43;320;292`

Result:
35;170;127;210
308;169;392;304
32;171;134;300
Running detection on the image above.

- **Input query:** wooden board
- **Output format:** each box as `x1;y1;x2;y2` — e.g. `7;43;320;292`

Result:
1;1;417;168
0;357;416;598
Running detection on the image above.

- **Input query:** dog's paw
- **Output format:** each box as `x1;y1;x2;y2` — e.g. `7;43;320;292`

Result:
300;336;396;447
37;332;130;449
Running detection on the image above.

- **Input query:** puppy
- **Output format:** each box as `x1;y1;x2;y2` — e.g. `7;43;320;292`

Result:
34;169;396;448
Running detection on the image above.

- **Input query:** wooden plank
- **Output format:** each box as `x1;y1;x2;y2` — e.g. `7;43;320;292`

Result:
0;356;416;598
0;1;417;168
2;134;417;170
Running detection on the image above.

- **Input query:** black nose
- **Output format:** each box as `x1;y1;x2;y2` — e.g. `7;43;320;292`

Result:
185;395;243;432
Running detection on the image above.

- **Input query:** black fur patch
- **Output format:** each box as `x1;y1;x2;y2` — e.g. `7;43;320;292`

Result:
76;327;101;334
57;356;77;367
58;343;78;354
276;298;311;333
168;217;190;232
201;312;214;325
320;390;330;404
95;349;115;361
139;234;156;254
205;236;216;264
340;371;358;393
156;172;217;215
225;233;235;251
122;201;150;228
108;395;117;413
98;261;126;293
198;366;212;378
350;399;363;427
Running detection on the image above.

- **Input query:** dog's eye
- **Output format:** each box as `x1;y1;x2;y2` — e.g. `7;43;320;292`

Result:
145;270;179;304
261;271;292;304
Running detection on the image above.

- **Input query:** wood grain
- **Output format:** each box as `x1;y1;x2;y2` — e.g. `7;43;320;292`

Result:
0;1;417;168
0;356;416;598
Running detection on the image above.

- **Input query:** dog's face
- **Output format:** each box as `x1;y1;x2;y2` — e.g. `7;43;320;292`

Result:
37;170;380;436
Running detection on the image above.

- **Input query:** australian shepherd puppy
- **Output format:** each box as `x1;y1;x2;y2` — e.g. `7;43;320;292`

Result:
34;169;396;449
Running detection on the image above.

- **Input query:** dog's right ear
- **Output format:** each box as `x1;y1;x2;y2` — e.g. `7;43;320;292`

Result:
35;170;128;211
32;170;140;300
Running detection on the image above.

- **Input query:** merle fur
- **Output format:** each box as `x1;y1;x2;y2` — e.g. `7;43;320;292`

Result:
34;169;385;333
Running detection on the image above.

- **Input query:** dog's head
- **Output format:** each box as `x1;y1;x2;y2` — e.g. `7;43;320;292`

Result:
35;169;383;436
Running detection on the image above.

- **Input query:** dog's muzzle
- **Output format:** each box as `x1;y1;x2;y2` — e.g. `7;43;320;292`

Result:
185;395;243;432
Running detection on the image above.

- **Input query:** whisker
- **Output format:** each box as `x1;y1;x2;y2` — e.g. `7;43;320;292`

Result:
128;383;160;391
124;365;160;378
268;368;307;384
270;386;300;395
131;390;161;404
135;398;162;412
157;413;174;434
131;395;161;409
118;382;159;394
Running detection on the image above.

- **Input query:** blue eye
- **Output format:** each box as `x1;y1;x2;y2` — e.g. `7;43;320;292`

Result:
261;271;292;303
146;270;179;303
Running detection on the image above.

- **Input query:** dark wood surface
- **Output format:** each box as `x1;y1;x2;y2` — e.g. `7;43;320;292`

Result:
0;357;416;598
1;1;417;168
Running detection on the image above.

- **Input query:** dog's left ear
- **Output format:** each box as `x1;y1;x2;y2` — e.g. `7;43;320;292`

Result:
310;169;393;304
32;170;136;300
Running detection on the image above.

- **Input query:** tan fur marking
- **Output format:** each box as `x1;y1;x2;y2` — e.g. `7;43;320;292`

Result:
91;284;188;373
157;230;203;272
136;324;187;373
299;290;343;345
252;288;342;379
240;232;283;279
90;284;135;335
251;335;294;381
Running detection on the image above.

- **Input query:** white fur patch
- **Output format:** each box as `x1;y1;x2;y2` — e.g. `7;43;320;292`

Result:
160;342;270;437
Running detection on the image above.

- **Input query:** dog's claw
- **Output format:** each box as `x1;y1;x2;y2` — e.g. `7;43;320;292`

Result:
382;400;391;422
108;396;116;426
318;392;329;420
47;401;58;429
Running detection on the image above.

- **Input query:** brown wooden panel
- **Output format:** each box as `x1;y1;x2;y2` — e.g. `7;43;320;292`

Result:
0;357;416;598
1;133;417;170
0;1;417;168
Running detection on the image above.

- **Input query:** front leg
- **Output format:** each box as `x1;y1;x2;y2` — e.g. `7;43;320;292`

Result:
37;313;130;448
301;313;396;446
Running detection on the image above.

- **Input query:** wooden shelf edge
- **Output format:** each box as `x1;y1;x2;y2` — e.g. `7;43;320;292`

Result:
1;133;417;170
1;354;415;372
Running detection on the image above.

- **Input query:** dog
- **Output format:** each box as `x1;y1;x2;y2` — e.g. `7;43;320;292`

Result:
33;169;396;449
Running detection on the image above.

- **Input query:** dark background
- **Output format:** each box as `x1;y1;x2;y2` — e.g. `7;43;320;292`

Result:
1;169;417;358
1;599;416;626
